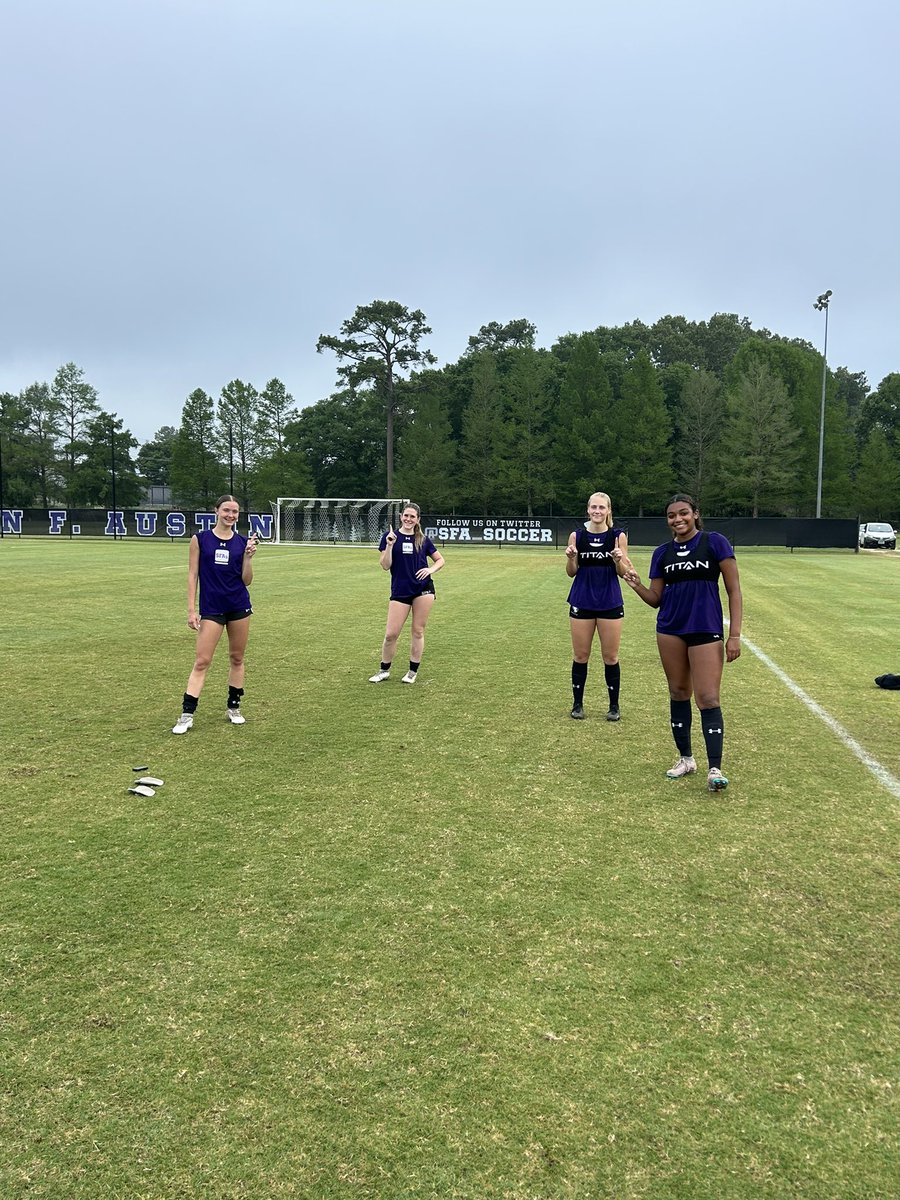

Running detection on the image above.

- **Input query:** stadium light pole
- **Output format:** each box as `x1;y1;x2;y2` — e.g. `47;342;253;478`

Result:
110;415;118;541
813;290;832;518
228;425;234;496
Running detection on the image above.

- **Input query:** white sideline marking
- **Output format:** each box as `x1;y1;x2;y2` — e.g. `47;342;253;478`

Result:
739;631;900;799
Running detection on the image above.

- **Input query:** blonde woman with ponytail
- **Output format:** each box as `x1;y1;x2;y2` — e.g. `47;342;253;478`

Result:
369;503;445;684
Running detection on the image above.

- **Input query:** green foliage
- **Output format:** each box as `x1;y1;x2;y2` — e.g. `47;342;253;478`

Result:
217;379;261;508
466;317;537;353
5;310;891;520
286;389;385;496
550;334;614;512
317;300;437;492
0;390;38;506
171;388;224;507
720;360;800;516
856;372;900;451
499;348;555;516
726;338;822;513
460;351;505;513
52;361;100;497
615;352;675;515
675;369;724;508
394;392;458;510
136;425;177;487
68;411;143;507
855;427;900;518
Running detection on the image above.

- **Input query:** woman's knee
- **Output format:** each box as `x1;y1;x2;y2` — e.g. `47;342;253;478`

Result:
696;689;721;709
667;686;692;703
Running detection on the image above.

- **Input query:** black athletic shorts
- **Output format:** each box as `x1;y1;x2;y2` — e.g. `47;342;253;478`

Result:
661;630;723;647
391;584;436;606
569;605;624;620
201;607;253;625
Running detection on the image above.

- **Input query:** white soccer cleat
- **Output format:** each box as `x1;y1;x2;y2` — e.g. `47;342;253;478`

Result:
707;767;729;792
172;713;193;735
226;708;246;725
666;755;697;779
401;671;418;684
368;670;391;683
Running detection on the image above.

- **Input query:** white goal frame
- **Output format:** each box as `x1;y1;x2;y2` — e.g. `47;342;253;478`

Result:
272;497;409;545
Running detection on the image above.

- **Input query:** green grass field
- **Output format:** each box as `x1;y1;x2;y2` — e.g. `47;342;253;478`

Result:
2;539;898;1199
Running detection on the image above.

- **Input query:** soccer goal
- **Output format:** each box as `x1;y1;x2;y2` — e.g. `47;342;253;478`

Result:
272;498;409;545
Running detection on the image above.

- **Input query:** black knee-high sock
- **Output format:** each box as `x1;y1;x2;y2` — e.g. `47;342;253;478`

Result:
700;707;724;769
182;692;199;714
670;699;693;756
228;685;244;710
604;662;621;708
572;661;588;705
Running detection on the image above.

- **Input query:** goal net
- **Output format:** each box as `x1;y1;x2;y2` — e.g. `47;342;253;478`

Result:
272;498;409;545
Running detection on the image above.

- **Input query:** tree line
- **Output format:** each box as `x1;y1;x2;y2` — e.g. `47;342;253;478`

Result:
2;305;899;519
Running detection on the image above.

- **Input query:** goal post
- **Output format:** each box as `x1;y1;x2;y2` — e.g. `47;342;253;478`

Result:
272;498;409;545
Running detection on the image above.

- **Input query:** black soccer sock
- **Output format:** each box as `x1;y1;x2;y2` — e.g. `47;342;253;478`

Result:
670;699;693;756
227;686;244;710
572;661;588;705
700;707;724;769
182;692;199;714
604;662;621;709
408;660;420;675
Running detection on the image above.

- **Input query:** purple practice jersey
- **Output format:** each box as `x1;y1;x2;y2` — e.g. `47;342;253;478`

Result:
379;530;438;599
196;529;252;615
566;526;625;611
649;530;735;636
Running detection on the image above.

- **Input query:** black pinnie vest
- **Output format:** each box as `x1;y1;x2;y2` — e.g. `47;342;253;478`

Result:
575;527;618;571
658;532;720;583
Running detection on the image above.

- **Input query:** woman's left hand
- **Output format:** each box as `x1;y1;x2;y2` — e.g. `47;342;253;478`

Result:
415;567;432;581
245;536;259;557
725;635;741;662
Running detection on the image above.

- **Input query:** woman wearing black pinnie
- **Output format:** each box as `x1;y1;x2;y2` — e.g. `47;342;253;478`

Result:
624;494;742;792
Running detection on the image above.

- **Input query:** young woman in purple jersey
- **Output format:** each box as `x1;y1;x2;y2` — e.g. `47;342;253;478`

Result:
624;494;742;791
172;495;259;734
564;491;634;721
368;502;445;684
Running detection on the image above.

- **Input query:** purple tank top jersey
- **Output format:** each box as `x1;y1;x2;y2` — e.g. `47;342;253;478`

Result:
197;529;252;615
379;531;437;599
649;530;734;636
566;526;625;611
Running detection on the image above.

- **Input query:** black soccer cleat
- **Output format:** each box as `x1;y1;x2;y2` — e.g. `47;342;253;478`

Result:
606;706;621;722
570;703;585;720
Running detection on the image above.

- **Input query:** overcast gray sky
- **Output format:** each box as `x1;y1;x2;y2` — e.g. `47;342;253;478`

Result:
2;0;897;443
